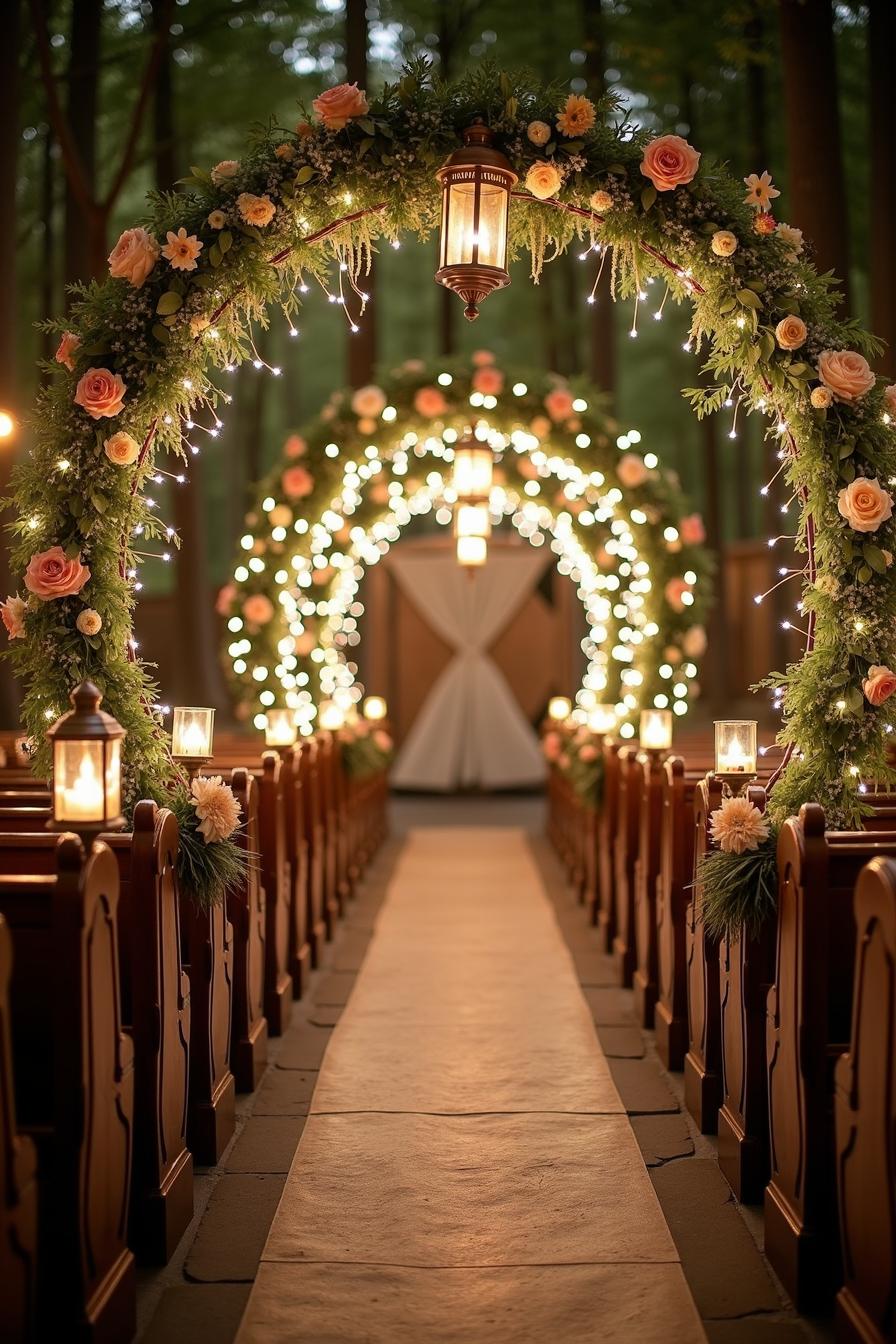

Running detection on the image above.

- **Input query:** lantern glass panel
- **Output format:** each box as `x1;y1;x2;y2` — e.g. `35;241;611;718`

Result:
319;701;345;731
456;536;488;567
54;739;106;825
454;502;491;539
172;706;215;758
453;444;493;498
714;720;757;774
639;708;673;750
105;739;122;819
265;709;297;747
442;174;509;271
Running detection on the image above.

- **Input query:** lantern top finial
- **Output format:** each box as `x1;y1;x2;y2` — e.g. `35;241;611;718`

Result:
47;678;126;743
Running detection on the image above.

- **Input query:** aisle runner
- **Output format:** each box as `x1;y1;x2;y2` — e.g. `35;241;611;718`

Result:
237;829;705;1343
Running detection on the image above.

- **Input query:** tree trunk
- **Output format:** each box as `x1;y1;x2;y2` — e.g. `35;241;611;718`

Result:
777;0;851;309
869;0;896;374
151;0;228;711
581;0;616;397
436;2;457;356
64;0;102;287
345;0;375;387
40;127;56;372
0;0;22;724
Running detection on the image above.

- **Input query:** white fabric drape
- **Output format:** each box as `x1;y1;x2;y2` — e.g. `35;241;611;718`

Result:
388;548;549;791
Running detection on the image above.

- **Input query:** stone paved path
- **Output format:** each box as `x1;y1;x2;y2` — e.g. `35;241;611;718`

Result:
236;827;706;1343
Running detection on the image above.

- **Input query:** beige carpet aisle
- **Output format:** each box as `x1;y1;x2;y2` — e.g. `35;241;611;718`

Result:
236;828;706;1343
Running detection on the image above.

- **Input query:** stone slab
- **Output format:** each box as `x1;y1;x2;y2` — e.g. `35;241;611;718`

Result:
272;1022;331;1071
263;1112;678;1267
330;929;373;971
142;1285;251;1344
224;1115;307;1173
238;1262;706;1344
609;1058;681;1115
185;1175;287;1282
598;1025;646;1058
651;1160;782;1318
583;986;636;1026
308;1005;343;1027
631;1114;696;1167
313;972;358;1006
704;1321;809;1344
254;1067;316;1115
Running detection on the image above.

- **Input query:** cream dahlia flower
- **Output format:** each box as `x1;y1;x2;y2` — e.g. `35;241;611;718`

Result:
191;775;241;845
709;796;769;855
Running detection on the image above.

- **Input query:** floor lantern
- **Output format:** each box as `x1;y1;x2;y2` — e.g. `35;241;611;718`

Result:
435;120;517;322
172;706;215;780
714;719;758;777
47;680;126;846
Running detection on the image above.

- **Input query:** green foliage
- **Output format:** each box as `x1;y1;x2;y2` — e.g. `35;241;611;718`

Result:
340;729;393;779
698;828;780;941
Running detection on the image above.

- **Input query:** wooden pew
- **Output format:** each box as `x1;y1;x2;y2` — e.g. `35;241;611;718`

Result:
278;747;311;998
655;757;710;1070
0;837;135;1341
595;740;622;952
228;770;268;1092
632;747;683;1027
299;739;327;966
0;912;38;1343
684;773;725;1132
0;806;193;1266
766;805;896;1311
256;752;293;1035
612;745;647;987
834;854;896;1344
181;873;235;1166
316;733;342;936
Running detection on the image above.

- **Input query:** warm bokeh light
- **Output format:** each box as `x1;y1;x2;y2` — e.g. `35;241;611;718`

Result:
363;696;388;721
639;708;673;751
0;410;16;439
548;696;572;722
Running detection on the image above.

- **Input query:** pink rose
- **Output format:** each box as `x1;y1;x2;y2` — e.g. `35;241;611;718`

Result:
107;227;160;288
24;546;90;601
544;387;575;422
284;434;306;459
818;349;876;402
775;316;807;351
373;729;393;753
680;513;706;545
351;385;386;418
0;595;26;639
579;743;598;763
55;331;80;371
542;730;561;763
837;476;894;532
414;386;448;418
472;350;495;367
683;625;707;658
472;366;504;396
243;594;274;625
664;577;690;612
281;466;313;498
640;134;700;191
617;453;648;488
312;82;369;131
863;664;896;706
216;583;236;616
74;367;127;420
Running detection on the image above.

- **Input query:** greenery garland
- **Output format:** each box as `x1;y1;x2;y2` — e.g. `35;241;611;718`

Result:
5;55;896;852
222;353;711;731
698;828;779;942
544;722;605;807
339;721;394;779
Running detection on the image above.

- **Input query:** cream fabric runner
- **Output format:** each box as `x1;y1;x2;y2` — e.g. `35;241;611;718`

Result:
237;829;705;1343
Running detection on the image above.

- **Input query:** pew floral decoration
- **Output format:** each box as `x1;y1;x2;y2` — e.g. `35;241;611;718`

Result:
338;719;394;778
543;721;605;806
7;58;896;840
700;795;778;940
165;777;245;910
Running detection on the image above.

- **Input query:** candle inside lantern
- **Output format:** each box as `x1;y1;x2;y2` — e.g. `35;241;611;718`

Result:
548;696;572;723
318;700;345;731
363;695;388;722
456;535;488;567
452;441;494;498
639;708;673;751
171;706;215;759
714;719;757;775
265;708;297;747
61;748;104;823
588;704;618;735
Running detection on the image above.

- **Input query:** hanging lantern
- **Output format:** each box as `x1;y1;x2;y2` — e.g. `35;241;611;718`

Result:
639;708;673;752
435;120;517;322
47;680;126;844
452;437;494;499
714;719;758;776
171;706;215;779
454;500;491;568
265;708;297;748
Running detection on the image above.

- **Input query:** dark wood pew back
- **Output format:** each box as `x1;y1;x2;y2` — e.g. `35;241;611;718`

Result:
0;912;38;1342
256;752;293;1035
228;770;268;1091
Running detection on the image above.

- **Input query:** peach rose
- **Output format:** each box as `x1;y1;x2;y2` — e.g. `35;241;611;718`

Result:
517;455;539;480
294;630;317;656
711;230;738;258
617;453;648;488
284;434;306;459
640;134;700;191
664;577;690;612
211;160;239;185
0;595;26;639
530;415;551;438
74;367;126;420
472;366;504;396
544;387;575;422
55;331;80;371
775;316;807;351
24;546;90;601
373;729;393;753
590;189;613;212
683;625;707;658
237;193;276;227
414;386;448;417
863;664;896;706
525;161;562;201
542;730;561;762
884;384;896;418
76;608;102;636
680;513;706;545
282;465;313;498
818;349;877;403
472;350;495;367
351;385;386;418
104;431;140;466
578;742;598;763
243;594;274;625
811;386;833;409
269;504;292;528
837;476;894;533
107;226;160;288
207;210;226;229
312;82;369;131
216;583;236;616
527;121;551;147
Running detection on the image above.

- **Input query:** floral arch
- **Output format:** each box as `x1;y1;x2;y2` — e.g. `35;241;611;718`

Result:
221;354;711;737
6;59;896;838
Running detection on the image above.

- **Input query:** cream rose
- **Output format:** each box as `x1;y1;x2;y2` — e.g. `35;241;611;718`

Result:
640;134;700;191
312;82;369;131
775;315;807;351
837;476;894;533
108;227;160;288
76;608;102;636
237;193;276;227
776;222;803;255
24;546;90;601
526;121;551;146
811;386;833;409
55;331;80;371
211;160;239;185
207;210;226;230
711;230;738;258
863;664;896;707
590;189;613;212
74;367;127;420
818;349;876;402
104;431;140;466
1;595;26;640
525;161;562;201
